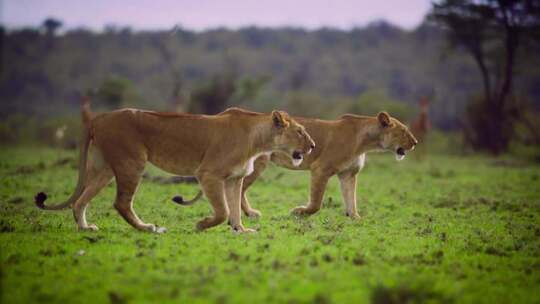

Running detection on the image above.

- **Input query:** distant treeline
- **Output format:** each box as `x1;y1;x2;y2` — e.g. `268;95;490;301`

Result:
1;21;539;129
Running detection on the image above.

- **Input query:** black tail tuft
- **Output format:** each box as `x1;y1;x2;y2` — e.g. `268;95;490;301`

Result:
35;192;48;209
171;195;186;205
171;191;203;206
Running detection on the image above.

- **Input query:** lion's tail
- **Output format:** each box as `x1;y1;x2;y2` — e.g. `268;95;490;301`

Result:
81;95;93;127
171;190;204;206
35;96;93;210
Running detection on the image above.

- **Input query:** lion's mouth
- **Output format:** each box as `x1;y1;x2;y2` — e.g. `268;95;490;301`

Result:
395;147;406;161
292;150;304;166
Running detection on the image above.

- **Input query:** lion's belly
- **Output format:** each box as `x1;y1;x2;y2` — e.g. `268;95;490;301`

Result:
147;150;202;176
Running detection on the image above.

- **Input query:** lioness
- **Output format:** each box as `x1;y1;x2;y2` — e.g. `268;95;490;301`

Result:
176;112;417;219
35;99;315;233
176;112;418;218
241;112;418;218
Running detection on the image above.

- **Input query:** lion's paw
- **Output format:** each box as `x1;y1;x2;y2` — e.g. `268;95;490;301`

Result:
346;212;361;220
246;209;262;219
80;224;99;231
232;225;257;234
291;205;311;216
195;217;213;231
155;226;167;234
141;223;165;233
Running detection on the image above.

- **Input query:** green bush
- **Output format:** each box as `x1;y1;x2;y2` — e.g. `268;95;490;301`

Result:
348;89;414;121
96;75;141;110
283;91;330;118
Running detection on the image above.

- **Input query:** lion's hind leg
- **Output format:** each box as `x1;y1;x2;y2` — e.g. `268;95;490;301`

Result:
291;168;332;216
72;147;114;231
195;173;229;231
112;159;165;233
72;165;113;231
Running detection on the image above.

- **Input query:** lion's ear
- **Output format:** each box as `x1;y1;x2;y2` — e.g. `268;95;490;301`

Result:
271;110;290;129
377;111;391;128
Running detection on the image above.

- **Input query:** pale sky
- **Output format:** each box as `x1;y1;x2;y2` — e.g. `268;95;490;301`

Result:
1;0;433;31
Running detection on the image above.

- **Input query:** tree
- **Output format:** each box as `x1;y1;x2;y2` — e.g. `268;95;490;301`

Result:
230;76;270;106
97;76;136;109
431;0;540;154
0;26;4;75
153;34;189;112
190;74;235;115
42;18;62;37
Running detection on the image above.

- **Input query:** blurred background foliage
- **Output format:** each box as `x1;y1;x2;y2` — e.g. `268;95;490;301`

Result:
0;0;539;158
431;0;540;154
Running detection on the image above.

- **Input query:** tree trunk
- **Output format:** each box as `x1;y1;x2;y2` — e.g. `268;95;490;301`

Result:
497;27;518;109
489;4;519;154
467;30;517;154
472;52;492;103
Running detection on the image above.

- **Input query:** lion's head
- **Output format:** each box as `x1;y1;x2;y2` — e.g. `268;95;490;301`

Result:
376;112;418;161
271;110;315;166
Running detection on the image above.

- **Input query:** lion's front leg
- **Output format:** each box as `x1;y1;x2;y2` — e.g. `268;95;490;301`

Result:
338;169;360;219
226;178;255;233
240;156;269;218
291;169;332;216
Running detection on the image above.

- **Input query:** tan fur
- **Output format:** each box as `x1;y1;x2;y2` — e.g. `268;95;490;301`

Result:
410;98;430;159
240;112;418;219
35;102;314;234
410;97;430;144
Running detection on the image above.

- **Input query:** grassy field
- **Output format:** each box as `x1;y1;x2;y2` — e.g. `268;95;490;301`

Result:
1;147;540;303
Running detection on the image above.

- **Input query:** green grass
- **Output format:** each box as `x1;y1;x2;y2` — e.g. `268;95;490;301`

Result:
1;147;540;303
